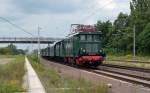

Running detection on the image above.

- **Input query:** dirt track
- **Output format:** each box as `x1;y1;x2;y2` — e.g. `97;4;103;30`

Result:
41;58;150;93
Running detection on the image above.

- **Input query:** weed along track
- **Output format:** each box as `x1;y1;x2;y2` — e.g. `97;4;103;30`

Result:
29;56;109;93
107;59;150;64
0;56;26;93
41;58;150;93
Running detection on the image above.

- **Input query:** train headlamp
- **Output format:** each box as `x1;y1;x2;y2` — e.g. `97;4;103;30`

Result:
99;49;102;53
82;49;86;53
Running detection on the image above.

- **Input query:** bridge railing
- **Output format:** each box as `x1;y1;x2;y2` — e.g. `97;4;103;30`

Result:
0;37;63;43
0;37;62;41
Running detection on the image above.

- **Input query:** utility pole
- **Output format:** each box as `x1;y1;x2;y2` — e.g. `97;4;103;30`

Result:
133;25;136;60
38;26;41;62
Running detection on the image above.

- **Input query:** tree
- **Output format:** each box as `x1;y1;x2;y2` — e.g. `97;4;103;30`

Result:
94;0;150;55
129;0;150;54
130;0;150;34
114;12;129;31
0;44;25;55
95;20;113;47
7;44;18;55
138;23;150;54
0;48;12;55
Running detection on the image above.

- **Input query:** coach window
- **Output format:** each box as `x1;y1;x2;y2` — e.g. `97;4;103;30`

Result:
80;35;86;41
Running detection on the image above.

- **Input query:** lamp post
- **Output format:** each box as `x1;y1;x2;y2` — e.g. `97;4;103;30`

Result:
133;25;136;60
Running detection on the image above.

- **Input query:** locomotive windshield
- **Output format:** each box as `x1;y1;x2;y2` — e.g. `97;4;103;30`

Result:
80;35;86;41
79;34;101;41
78;34;102;55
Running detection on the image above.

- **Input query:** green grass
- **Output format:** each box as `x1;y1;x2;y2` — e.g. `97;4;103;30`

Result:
105;61;150;69
105;55;150;69
28;55;109;93
107;54;150;62
0;55;26;93
0;55;16;58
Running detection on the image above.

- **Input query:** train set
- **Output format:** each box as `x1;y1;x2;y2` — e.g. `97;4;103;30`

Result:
41;24;106;67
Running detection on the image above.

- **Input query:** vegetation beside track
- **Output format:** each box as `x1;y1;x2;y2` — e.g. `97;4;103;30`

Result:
95;0;150;55
0;55;26;93
0;55;16;58
28;55;108;93
107;55;150;62
105;55;150;69
0;44;25;55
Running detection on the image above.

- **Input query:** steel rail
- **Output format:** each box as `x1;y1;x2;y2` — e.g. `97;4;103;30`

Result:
90;69;150;88
42;58;150;88
102;64;150;72
107;60;150;64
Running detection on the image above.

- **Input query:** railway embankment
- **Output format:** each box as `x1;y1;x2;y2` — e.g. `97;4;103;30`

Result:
40;57;150;93
28;55;109;93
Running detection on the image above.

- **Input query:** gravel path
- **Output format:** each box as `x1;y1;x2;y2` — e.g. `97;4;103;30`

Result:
41;58;150;93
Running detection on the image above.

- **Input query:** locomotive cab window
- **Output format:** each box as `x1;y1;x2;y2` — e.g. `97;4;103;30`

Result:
79;34;101;41
93;35;101;41
87;35;92;41
79;35;86;41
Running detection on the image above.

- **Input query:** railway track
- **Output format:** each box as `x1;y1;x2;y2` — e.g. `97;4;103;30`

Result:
102;64;150;72
90;69;150;88
42;58;150;88
70;63;150;88
91;64;150;88
107;60;150;64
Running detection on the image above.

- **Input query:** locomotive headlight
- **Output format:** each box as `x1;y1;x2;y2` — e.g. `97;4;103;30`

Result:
80;48;86;53
79;48;88;56
99;49;102;53
82;49;86;53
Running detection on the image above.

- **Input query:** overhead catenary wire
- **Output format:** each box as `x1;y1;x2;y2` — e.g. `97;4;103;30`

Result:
0;17;34;37
0;17;35;54
79;0;114;23
69;0;115;35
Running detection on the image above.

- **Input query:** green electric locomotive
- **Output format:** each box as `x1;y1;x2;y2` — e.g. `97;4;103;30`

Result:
42;24;105;67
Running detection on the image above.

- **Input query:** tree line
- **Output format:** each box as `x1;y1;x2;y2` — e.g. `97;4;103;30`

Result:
0;44;25;55
95;0;150;55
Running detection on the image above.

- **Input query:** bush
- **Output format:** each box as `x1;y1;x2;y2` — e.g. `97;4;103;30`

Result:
0;55;26;92
138;23;150;55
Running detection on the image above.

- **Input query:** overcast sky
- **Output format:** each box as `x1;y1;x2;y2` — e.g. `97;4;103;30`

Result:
0;0;131;50
0;0;131;38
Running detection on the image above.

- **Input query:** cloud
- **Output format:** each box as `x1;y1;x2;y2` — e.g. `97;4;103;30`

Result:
0;0;131;38
96;0;117;10
0;0;131;50
84;0;131;22
0;0;14;16
12;0;91;14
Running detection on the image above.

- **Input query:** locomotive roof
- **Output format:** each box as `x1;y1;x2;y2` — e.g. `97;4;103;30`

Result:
66;31;102;38
54;31;102;44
